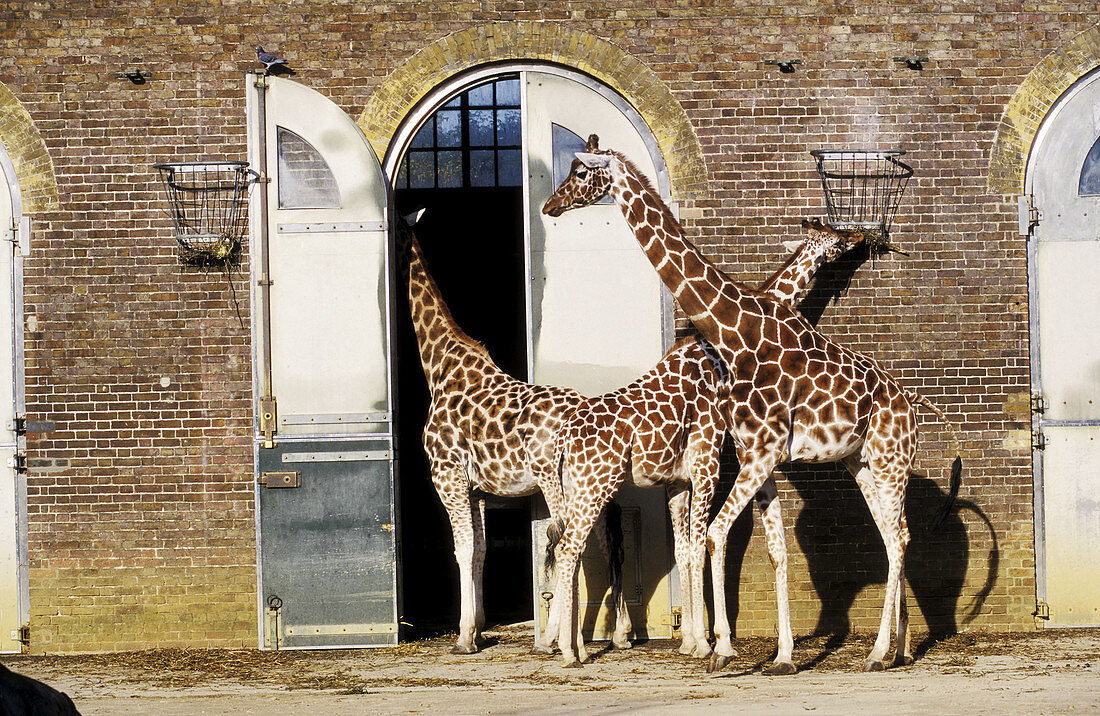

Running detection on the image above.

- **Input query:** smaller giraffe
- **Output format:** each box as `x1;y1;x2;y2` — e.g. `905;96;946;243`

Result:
543;219;867;667
396;217;630;655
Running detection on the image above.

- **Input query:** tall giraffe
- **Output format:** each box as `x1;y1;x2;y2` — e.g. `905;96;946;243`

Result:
542;218;868;668
543;135;960;673
395;220;631;654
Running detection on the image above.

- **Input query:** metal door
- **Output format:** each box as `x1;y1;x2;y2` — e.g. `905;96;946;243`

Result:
1027;67;1100;627
0;145;27;653
525;71;677;641
247;75;398;647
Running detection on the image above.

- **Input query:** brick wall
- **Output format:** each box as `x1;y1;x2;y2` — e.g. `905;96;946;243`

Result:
0;1;1093;653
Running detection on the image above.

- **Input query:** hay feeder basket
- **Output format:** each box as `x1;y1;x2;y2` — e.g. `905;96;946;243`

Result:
154;161;255;264
810;149;913;252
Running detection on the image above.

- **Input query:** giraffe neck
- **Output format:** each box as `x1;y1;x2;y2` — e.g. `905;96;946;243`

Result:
395;226;486;389
605;153;750;339
759;234;831;306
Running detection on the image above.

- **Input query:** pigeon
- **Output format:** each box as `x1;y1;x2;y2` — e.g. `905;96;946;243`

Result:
256;46;289;74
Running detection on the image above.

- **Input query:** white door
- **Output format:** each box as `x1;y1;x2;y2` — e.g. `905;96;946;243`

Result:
0;146;27;653
247;75;399;648
1028;67;1100;627
525;71;676;641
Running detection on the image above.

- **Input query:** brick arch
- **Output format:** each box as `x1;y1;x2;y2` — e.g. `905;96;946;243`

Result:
358;22;708;200
0;82;58;214
988;24;1100;195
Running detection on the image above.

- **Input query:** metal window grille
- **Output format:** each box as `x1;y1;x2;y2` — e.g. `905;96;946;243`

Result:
810;150;913;239
154;161;252;264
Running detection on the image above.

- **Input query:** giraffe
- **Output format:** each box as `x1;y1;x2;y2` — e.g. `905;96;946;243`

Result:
542;218;869;667
543;135;961;673
395;219;631;654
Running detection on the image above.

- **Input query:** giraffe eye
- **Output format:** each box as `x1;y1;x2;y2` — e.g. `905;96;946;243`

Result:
575;166;588;179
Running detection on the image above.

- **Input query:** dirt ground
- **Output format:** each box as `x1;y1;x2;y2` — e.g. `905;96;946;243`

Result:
3;625;1098;715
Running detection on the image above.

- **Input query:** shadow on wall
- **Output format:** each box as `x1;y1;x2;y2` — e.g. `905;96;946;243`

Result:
719;461;998;665
716;244;999;664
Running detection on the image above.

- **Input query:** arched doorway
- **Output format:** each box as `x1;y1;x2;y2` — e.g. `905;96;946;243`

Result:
386;64;680;640
1025;65;1100;627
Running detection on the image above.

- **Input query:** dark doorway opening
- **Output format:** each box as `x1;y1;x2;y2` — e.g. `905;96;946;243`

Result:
394;76;535;634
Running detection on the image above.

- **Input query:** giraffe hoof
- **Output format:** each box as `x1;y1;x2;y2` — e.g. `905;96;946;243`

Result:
763;661;797;676
562;658;583;669
678;643;696;656
863;659;886;672
611;639;633;650
691;644;713;660
530;643;556;655
707;653;733;674
892;654;914;668
450;643;478;655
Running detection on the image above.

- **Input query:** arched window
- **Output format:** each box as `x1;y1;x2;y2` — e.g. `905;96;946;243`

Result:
1077;134;1100;196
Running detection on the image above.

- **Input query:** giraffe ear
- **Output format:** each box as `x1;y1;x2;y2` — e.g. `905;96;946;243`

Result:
576;152;612;169
781;240;802;253
585;134;600;152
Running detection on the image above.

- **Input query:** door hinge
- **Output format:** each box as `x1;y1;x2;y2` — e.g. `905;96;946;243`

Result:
259;471;301;488
6;453;27;473
1018;194;1041;238
259;396;277;448
1032;426;1047;451
663;607;682;630
1033;599;1050;620
1031;392;1046;415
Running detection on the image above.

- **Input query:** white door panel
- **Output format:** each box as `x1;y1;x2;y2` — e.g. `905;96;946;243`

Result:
524;70;674;641
1029;67;1100;627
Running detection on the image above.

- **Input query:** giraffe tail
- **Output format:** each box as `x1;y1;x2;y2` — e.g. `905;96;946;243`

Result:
908;390;963;530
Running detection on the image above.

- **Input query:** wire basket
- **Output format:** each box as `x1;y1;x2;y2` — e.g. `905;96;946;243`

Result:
810;150;913;247
154;161;253;264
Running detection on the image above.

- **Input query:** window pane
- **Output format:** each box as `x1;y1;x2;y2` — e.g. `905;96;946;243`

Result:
443;95;461;108
497;108;520;146
277;126;341;209
470;150;495;187
498;149;521;187
436;110;461;148
1079;135;1100;196
410;120;434;149
396;158;409;189
437;150;463;188
469;109;494;146
495;78;520;106
468;82;494;107
409;151;434;189
551;123;587;188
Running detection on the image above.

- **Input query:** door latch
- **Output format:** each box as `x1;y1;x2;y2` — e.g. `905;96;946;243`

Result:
260;471;301;488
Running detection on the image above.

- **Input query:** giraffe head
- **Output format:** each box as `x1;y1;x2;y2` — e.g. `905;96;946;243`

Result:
786;218;868;265
542;134;615;217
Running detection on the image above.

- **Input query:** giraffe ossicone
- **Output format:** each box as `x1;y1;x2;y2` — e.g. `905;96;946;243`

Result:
543;134;961;674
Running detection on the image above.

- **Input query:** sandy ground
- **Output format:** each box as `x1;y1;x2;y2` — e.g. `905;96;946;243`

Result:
3;625;1098;715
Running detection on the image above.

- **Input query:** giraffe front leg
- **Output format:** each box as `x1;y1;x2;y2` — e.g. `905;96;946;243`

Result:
706;446;784;674
686;460;718;660
431;473;481;655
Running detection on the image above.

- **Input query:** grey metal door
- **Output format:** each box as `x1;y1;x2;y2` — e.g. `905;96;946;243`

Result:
246;75;398;647
1027;67;1100;627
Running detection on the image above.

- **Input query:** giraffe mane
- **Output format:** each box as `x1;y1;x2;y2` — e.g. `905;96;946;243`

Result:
609;151;686;237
